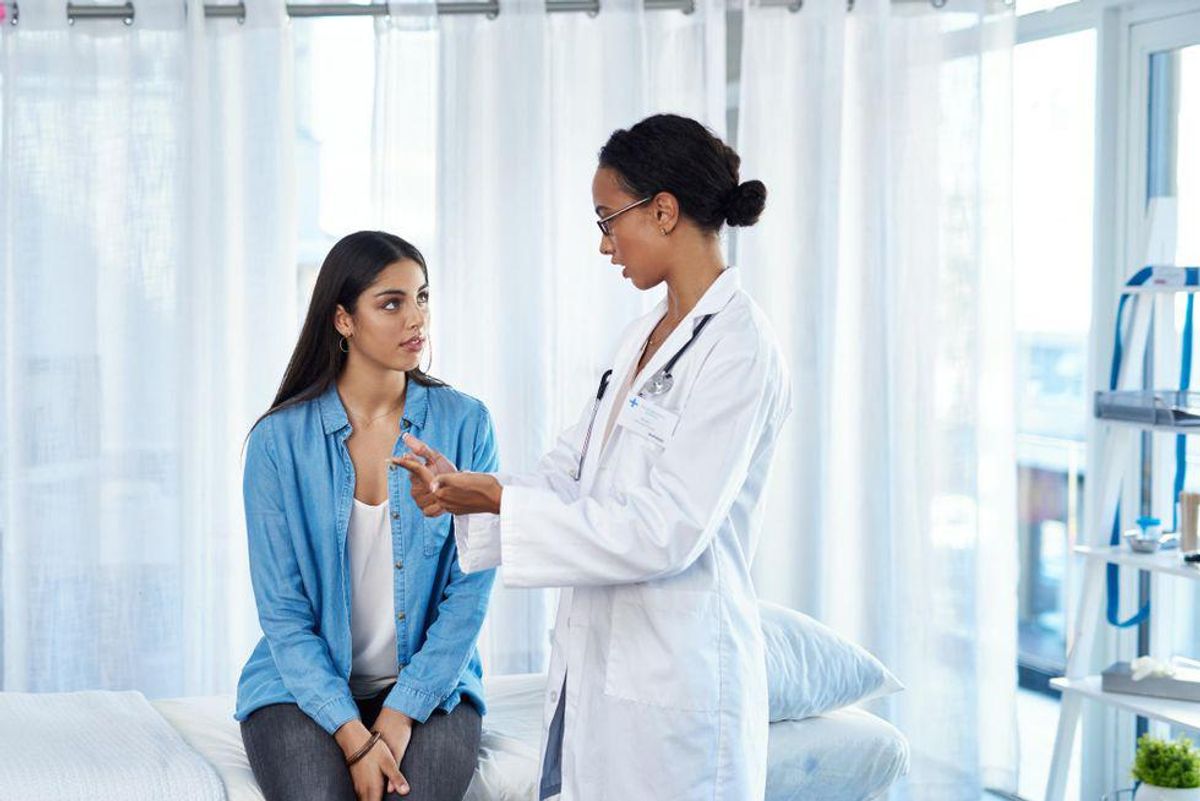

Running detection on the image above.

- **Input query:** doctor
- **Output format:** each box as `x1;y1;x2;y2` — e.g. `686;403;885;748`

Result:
396;113;792;800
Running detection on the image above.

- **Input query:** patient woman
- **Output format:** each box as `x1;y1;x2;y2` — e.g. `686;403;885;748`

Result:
235;230;498;801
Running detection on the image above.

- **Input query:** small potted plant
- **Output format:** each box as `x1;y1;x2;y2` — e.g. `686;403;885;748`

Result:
1133;734;1200;800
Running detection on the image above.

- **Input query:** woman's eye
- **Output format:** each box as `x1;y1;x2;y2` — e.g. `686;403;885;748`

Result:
417;293;430;306
383;299;400;311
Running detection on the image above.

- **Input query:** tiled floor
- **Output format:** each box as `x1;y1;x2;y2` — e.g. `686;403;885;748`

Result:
1006;689;1080;801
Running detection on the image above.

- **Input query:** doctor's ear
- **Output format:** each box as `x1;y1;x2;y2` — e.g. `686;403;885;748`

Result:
651;192;679;236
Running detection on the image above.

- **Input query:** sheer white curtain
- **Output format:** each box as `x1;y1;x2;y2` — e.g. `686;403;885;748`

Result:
372;0;726;674
0;0;294;696
737;0;1018;796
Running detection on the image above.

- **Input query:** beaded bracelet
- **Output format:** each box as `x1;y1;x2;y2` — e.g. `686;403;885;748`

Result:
346;731;382;767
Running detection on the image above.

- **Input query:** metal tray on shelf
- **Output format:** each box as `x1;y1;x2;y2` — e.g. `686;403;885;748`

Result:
1094;390;1200;427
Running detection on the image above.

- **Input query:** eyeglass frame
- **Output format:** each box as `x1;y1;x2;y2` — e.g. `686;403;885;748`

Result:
596;195;653;236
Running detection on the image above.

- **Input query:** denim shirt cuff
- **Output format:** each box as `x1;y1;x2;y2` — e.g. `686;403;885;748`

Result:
383;681;441;723
314;693;360;735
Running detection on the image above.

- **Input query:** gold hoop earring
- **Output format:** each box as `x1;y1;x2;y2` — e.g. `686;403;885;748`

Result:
339;336;350;354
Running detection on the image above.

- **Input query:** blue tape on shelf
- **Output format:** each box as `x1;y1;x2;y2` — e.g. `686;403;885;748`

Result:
1107;503;1151;628
1174;293;1194;532
1106;266;1155;629
1110;268;1153;392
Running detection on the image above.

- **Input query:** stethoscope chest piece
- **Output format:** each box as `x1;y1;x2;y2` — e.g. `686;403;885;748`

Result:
573;312;716;481
640;371;673;398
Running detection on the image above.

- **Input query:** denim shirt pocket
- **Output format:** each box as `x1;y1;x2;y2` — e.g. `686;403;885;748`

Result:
423;513;452;557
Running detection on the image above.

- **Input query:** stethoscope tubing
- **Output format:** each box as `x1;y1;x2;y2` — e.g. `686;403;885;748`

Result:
572;313;717;482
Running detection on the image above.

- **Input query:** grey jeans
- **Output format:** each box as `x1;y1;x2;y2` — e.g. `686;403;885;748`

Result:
240;686;482;801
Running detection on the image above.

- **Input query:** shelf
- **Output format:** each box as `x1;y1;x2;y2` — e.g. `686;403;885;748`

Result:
1095;390;1200;432
1096;417;1200;434
1075;545;1200;580
1052;676;1200;730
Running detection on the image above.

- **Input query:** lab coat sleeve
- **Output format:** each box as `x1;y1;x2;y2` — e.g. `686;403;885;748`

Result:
453;392;594;573
385;406;499;721
498;336;780;587
242;418;359;735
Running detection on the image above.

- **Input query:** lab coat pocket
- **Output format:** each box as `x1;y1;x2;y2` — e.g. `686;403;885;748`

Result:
607;429;662;492
423;514;451;557
604;589;721;713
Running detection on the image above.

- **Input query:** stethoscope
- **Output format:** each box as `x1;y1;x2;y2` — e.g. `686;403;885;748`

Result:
572;313;716;481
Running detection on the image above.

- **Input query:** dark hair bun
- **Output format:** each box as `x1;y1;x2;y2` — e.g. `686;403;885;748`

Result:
599;114;766;233
725;180;767;227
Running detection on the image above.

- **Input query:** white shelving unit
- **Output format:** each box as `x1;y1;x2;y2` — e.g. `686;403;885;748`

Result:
1045;266;1200;801
1046;547;1200;799
1051;675;1200;731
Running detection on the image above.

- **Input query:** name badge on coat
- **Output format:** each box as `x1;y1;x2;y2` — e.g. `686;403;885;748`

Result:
616;393;680;446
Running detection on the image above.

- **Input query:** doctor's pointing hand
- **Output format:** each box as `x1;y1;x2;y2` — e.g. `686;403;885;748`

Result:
394;438;501;516
399;113;791;801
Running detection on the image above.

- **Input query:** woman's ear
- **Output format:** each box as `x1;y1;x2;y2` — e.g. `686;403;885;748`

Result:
652;192;680;235
333;304;354;338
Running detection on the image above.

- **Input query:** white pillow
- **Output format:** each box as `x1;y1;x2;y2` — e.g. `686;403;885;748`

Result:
760;600;903;722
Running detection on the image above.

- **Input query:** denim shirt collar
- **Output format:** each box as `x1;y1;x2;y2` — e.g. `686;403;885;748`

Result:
317;378;430;435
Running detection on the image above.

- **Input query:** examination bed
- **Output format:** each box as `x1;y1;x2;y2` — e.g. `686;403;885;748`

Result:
150;672;909;801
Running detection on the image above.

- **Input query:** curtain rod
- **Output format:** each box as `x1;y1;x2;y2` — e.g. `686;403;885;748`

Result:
3;0;692;24
4;0;951;25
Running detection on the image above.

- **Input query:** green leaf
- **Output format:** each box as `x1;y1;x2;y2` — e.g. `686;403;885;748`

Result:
1132;735;1200;789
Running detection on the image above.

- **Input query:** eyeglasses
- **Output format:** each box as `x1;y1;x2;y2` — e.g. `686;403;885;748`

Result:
596;196;652;236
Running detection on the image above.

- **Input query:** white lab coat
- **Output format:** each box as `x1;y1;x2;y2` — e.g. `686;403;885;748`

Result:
455;268;792;801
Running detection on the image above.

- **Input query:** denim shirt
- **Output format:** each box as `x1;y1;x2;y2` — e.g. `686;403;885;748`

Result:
234;380;498;734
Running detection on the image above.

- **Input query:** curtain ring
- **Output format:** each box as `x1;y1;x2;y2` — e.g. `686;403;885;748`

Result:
846;0;854;11
931;0;947;7
787;0;801;11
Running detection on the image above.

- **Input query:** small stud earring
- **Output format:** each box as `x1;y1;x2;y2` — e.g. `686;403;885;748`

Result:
660;228;667;236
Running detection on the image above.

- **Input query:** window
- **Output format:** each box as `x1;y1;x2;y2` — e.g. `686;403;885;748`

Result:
1013;28;1096;692
1169;44;1200;266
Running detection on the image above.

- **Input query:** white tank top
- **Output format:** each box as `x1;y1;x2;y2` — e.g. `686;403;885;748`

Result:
347;497;399;698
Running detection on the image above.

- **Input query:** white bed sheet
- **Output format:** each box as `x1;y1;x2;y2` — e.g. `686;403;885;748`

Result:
154;674;908;801
0;690;225;801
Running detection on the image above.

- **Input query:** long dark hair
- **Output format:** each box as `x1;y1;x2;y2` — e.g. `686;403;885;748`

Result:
598;114;767;231
252;230;444;432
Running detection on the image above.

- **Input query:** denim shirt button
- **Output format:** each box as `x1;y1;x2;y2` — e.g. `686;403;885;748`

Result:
391;511;400;520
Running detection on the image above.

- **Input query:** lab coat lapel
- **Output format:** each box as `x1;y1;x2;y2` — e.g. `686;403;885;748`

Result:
580;269;741;488
623;268;742;406
578;305;662;491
